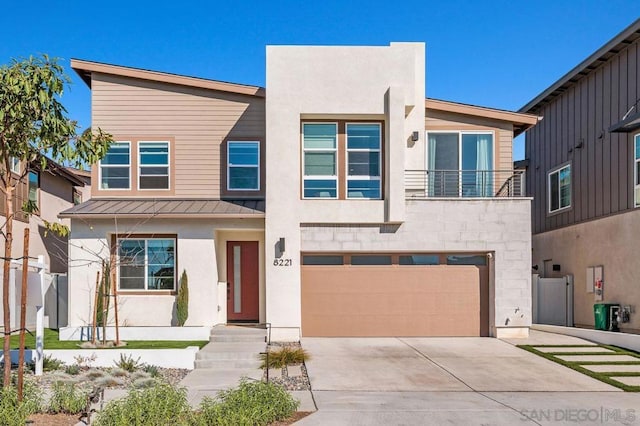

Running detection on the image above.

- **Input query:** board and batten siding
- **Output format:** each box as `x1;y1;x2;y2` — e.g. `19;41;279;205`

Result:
425;109;514;171
90;73;265;198
525;37;639;235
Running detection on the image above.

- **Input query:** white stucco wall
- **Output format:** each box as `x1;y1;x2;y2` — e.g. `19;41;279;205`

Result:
67;218;264;328
532;210;640;333
265;43;426;340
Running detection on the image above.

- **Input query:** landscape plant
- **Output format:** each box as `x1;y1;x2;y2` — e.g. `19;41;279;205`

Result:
176;270;189;326
48;382;89;414
113;353;141;372
0;381;41;426
193;379;299;426
260;346;310;369
93;382;192;426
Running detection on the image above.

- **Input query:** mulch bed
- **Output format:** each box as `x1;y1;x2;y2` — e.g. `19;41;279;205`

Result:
271;411;313;425
27;413;80;425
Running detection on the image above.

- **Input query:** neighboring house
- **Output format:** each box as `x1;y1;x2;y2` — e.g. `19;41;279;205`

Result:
61;42;537;341
0;157;88;329
520;18;640;333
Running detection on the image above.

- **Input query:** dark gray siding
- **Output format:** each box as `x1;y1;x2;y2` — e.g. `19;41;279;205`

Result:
525;38;640;235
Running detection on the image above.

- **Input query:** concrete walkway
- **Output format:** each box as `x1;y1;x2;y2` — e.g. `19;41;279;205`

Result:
296;331;640;425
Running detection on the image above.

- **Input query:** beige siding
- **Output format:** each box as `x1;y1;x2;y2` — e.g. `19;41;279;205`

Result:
91;73;265;198
425;109;514;171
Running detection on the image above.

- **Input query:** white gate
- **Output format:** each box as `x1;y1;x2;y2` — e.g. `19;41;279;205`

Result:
532;274;574;326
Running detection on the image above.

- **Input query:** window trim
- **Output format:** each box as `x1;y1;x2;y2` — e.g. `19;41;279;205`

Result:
635;134;640;208
227;140;261;191
547;162;572;214
99;141;131;191
137;140;171;191
345;122;382;200
115;235;177;293
301;122;339;200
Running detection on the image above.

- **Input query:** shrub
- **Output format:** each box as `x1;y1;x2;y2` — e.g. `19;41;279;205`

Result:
48;382;89;414
93;382;192;426
260;347;310;369
65;364;80;376
84;368;106;380
113;353;141;372
110;368;129;378
176;270;189;326
143;364;160;378
131;377;158;389
193;379;299;426
0;381;42;426
96;376;124;388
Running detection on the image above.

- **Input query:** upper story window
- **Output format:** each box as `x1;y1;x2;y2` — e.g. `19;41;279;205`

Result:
227;141;260;191
9;157;20;174
28;171;39;212
118;237;176;291
302;121;383;200
426;131;494;197
635;134;640;207
139;141;170;190
302;123;338;198
548;163;571;213
100;142;130;190
346;124;381;199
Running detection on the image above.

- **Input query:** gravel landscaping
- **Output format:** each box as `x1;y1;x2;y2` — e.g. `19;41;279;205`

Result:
262;342;311;391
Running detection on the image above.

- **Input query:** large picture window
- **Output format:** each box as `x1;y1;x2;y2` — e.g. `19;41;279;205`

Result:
227;141;260;190
100;142;130;189
548;164;571;213
138;141;169;190
302;123;338;198
635;134;640;207
118;238;176;291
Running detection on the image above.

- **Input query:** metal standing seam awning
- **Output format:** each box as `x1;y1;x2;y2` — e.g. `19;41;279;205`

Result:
608;108;640;133
58;199;265;219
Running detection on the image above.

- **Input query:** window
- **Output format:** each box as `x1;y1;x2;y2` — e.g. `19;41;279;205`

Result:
351;255;392;265
227;141;260;190
9;157;20;174
446;255;487;266
399;255;439;265
118;238;175;291
548;164;571;213
28;171;39;211
346;124;381;199
138;141;169;190
73;188;82;205
635;135;640;207
100;142;130;189
302;255;344;265
426;132;494;197
302;123;338;198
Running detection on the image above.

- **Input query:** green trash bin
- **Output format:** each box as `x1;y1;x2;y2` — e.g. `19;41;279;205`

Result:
594;303;619;330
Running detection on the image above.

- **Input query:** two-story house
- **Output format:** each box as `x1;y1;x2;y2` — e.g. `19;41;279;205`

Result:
61;42;537;341
520;18;640;333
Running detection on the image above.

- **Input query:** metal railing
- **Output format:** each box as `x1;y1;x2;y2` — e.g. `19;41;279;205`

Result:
405;169;525;199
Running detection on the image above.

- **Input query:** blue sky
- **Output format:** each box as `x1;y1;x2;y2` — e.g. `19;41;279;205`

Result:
2;1;639;159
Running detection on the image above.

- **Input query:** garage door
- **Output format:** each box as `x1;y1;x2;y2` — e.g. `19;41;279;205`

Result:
301;253;489;337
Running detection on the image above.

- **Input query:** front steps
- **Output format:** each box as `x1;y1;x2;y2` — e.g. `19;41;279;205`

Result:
180;325;267;396
194;325;267;369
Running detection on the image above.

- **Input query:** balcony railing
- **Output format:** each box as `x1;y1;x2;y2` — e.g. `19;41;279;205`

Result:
405;169;525;199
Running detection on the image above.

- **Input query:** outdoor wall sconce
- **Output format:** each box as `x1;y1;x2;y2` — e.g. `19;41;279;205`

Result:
411;131;420;142
532;264;539;271
278;237;286;253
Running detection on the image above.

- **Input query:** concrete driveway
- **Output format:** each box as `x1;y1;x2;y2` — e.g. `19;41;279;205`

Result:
296;331;640;425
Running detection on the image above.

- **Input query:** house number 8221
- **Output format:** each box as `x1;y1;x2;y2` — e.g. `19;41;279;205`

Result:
273;259;292;266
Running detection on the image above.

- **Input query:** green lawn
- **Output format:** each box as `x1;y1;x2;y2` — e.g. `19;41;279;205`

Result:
1;329;208;350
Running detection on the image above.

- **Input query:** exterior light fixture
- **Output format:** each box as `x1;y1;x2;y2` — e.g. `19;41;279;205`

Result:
278;237;286;253
411;131;420;142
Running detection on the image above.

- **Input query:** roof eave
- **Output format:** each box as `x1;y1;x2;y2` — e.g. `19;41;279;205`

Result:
425;98;539;134
59;212;265;220
70;58;266;98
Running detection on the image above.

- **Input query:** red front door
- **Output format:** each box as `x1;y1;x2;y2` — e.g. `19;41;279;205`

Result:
227;241;259;322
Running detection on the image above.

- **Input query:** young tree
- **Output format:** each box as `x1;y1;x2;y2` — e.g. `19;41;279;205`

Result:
0;55;113;385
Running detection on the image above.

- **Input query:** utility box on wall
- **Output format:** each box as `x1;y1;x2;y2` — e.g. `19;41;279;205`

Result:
586;265;604;301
